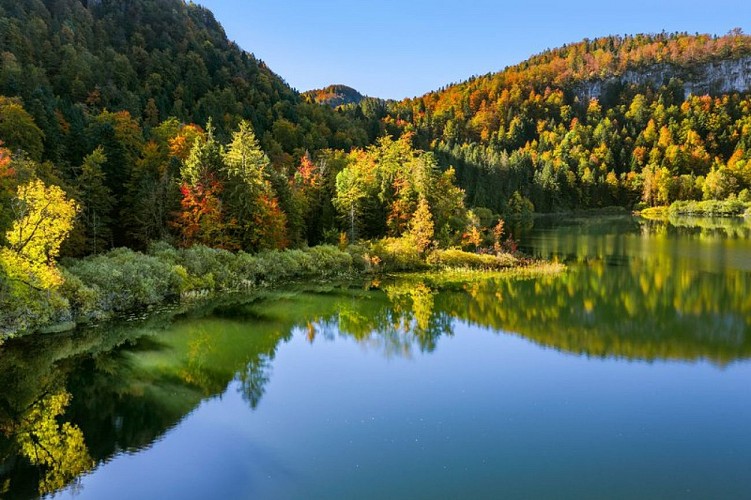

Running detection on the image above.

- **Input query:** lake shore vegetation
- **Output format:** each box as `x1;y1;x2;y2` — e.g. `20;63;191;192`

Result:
1;125;545;339
4;1;751;339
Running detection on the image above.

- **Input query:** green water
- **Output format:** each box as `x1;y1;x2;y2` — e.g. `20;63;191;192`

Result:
1;215;750;499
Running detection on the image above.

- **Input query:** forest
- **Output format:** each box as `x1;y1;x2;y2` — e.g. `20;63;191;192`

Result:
386;31;751;213
2;0;751;336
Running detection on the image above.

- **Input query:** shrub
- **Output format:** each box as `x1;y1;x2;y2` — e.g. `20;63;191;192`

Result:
305;245;353;277
64;248;180;313
147;241;182;265
369;236;426;272
668;199;748;217
0;283;70;335
344;244;373;273
427;249;517;270
230;252;263;287
253;250;306;283
180;245;235;290
59;269;100;320
639;206;669;219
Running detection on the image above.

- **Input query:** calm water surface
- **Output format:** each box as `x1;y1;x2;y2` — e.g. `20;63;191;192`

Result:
1;215;750;499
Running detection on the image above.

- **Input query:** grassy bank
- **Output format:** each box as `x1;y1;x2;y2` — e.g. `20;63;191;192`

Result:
639;199;751;219
0;241;549;339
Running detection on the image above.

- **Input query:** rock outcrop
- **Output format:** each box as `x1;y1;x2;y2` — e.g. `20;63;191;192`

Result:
576;56;751;100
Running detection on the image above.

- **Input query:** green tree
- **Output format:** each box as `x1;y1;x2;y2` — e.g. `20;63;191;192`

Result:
0;97;45;161
74;147;113;255
334;165;368;243
174;123;234;248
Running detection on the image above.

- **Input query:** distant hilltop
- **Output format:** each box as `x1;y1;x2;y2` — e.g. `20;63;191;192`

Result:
304;85;366;107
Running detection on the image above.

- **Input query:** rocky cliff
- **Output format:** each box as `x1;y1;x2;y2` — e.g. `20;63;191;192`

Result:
576;56;751;100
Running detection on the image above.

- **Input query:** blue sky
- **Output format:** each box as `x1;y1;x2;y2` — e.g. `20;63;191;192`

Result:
195;0;751;100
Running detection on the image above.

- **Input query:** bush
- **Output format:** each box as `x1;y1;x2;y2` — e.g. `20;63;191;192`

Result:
668;199;748;217
59;269;100;320
345;244;374;273
254;249;311;283
230;252;263;288
639;206;669;219
64;248;181;313
305;245;353;277
369;237;426;272
427;249;517;270
0;280;70;336
147;241;182;265
180;245;236;290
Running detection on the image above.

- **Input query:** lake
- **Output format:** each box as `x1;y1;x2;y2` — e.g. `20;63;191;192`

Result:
1;215;750;499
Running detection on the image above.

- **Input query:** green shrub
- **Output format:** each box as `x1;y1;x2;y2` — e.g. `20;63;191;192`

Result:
369;237;426;271
255;249;312;283
668;199;748;217
180;245;235;290
59;269;100;320
64;248;180;313
345;244;373;273
230;252;263;287
0;273;71;335
147;241;182;265
427;249;517;270
305;245;353;277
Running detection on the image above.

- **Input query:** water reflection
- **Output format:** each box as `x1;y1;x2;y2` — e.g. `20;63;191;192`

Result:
1;216;750;496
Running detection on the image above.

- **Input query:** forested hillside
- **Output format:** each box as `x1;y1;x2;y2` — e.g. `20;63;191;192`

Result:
0;0;387;252
0;0;376;160
385;31;751;213
3;1;751;335
0;0;484;335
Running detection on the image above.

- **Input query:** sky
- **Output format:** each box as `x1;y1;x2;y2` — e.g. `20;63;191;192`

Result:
194;0;751;100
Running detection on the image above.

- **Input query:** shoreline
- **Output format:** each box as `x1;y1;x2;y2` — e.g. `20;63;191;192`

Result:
1;244;562;342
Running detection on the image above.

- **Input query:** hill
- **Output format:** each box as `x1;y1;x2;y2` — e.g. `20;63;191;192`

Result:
304;84;366;107
0;0;373;166
385;31;751;213
2;1;751;250
0;0;383;257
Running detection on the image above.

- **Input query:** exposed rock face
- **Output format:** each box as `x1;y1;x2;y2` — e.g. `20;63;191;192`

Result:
576;56;751;100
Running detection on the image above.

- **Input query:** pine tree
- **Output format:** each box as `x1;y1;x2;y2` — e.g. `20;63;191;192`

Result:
75;147;113;254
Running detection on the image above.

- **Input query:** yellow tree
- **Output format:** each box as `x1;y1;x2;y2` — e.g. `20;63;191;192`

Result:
408;197;434;255
12;391;94;495
0;179;78;290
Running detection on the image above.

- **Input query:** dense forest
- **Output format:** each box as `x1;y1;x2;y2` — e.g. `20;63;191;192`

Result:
2;0;751;335
385;31;751;213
